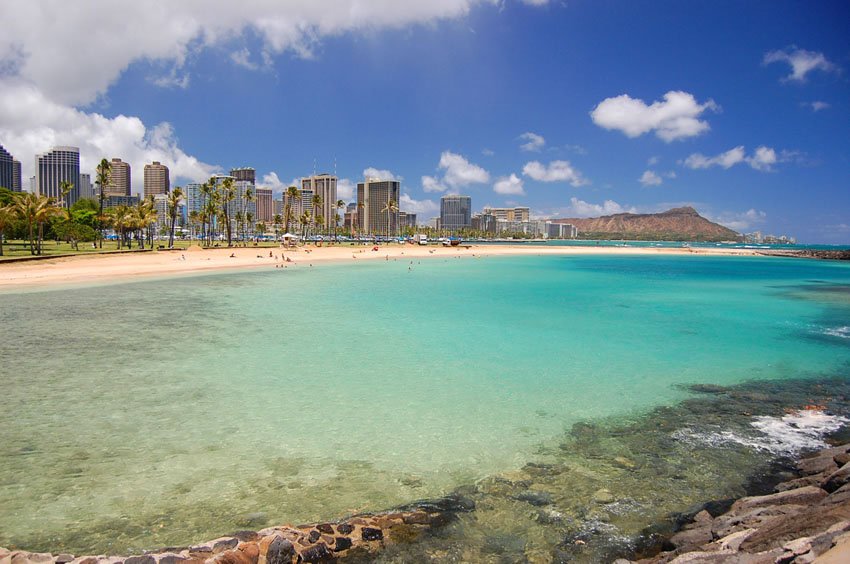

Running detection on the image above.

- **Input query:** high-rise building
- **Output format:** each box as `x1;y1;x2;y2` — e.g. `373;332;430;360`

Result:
344;202;358;232
356;178;400;236
12;160;21;192
35;146;80;205
301;174;338;231
106;158;131;196
152;193;169;227
79;173;94;199
230;167;256;184
143;161;170;196
255;188;273;223
482;206;529;223
185;183;203;216
440;195;472;232
273;198;284;218
398;212;417;229
0;144;15;190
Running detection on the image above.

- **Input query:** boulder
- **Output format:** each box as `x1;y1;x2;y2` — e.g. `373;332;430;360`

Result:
823;462;850;493
798;455;838;476
730;486;827;512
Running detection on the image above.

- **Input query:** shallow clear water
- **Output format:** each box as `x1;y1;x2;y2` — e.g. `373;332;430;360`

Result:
1;254;849;554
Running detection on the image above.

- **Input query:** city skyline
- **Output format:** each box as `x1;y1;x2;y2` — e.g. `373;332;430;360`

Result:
0;2;848;242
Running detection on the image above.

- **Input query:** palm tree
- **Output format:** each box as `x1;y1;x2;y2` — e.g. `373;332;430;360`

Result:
59;180;74;210
95;158;111;248
311;193;323;235
242;186;254;244
0;204;16;256
168;187;183;248
335;199;345;239
315;214;325;238
34;194;62;255
11;192;60;255
381;197;399;240
107;205;133;249
356;201;365;238
220;177;236;246
199;180;213;243
284;185;299;235
299;210;311;240
135;197;158;249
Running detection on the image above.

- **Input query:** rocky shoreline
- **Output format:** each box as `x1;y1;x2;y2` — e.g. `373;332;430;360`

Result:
759;249;850;261
623;441;850;563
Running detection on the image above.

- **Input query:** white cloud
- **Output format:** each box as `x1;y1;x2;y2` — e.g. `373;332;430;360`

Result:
481;148;495;156
518;132;545;152
665;171;677;179
230;47;259;70
683;145;785;172
337;178;355;200
400;193;439;216
590;90;719;142
522;160;588;186
559;197;636;218
683;146;746;170
764;47;837;82
639;170;663;187
363;167;401;181
260;172;287;192
647;156;660;166
422;175;447;193
438;151;490;188
493;174;525;195
520;0;551;5
808;101;830;112
0;80;217;192
707;209;767;231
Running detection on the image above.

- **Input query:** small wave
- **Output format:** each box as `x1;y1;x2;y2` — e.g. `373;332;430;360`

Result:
822;326;850;339
673;410;849;456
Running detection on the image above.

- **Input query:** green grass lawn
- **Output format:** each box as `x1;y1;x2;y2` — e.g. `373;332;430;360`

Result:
0;239;287;260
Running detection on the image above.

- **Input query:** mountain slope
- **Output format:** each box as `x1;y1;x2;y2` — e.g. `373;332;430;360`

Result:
552;207;740;241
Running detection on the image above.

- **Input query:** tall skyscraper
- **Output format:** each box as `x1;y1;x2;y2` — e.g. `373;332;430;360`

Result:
106;158;131;196
230;167;256;184
0;144;14;190
79;173;94;199
440;195;472;232
301;174;338;231
143;161;170;196
35;146;80;205
482;206;530;223
12;160;22;192
255;188;273;223
356;178;400;236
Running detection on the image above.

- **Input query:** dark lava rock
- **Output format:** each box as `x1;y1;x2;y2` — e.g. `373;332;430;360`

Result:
55;555;75;564
229;530;259;542
333;537;352;552
307;529;321;543
298;543;333;563
266;537;295;564
515;490;554;506
823;462;850;492
159;556;187;564
125;557;156;564
361;527;384;541
316;523;334;534
336;523;353;535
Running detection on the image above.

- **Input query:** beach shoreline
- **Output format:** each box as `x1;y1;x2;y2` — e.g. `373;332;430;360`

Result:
0;243;765;290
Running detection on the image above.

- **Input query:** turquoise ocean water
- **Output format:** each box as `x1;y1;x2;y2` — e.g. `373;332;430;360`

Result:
1;254;850;556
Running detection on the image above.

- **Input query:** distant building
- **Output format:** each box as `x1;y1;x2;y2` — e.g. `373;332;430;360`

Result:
357;178;400;236
184;183;203;216
102;195;139;209
546;222;577;239
483;206;529;223
152;193;169;227
79;173;94;199
344;202;358;232
0;144;14;191
230;167;256;184
440;195;472;232
273;198;284;217
106;158;131;197
35;146;80;205
12;159;21;192
255;188;274;223
143;161;170;196
398;212;417;229
471;212;497;234
301;174;338;231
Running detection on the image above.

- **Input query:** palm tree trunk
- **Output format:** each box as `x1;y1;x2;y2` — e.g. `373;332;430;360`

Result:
37;222;44;255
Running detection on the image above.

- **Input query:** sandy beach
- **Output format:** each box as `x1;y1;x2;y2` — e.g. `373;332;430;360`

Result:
0;243;764;289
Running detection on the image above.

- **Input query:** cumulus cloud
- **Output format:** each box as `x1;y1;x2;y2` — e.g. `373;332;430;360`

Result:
0;80;217;192
683;146;785;172
590;90;719;142
230;47;260;70
520;0;551;5
422;175;447;193
337;178;355;200
764;47;837;82
438;151;490;188
400;193;439;216
260;172;287;192
493;174;525;195
707;209;767;232
481;148;495;156
363;167;402;181
522;160;588;186
559;197;636;218
639;170;663;187
808;101;830;112
518;132;545;152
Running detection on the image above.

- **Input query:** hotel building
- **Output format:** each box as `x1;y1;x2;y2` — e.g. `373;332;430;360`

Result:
35;146;80;205
143;161;170;196
301;174;338;230
356;178;400;236
440;194;472;232
0;144;14;191
106;158;131;197
79;173;94;199
255;188;274;223
12;159;21;192
230;167;256;184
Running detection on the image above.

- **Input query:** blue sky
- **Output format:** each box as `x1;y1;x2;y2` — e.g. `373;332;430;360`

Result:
1;1;848;242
